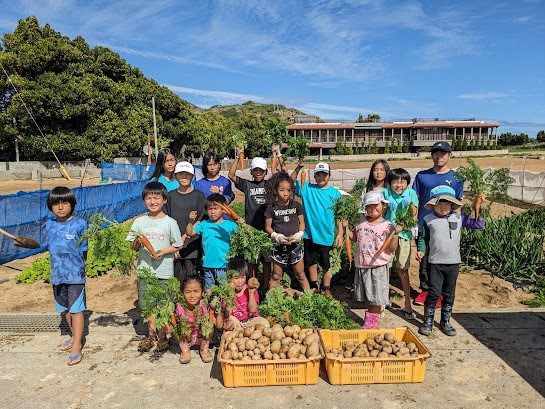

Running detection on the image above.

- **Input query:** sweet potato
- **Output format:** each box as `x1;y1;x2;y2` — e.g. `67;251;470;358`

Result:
137;234;157;258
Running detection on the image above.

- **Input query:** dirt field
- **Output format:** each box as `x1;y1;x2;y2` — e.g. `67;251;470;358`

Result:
0;177;102;195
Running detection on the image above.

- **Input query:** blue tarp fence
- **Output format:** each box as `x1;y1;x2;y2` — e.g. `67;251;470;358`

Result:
0;180;148;264
100;161;156;181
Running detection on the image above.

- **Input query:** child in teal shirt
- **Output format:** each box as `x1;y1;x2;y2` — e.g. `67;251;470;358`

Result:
186;193;241;291
383;168;419;319
292;161;343;294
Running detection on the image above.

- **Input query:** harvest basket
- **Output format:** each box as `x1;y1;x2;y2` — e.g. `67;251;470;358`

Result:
319;327;430;385
218;330;324;387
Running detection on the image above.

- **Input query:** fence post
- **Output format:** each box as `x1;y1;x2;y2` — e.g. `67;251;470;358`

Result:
522;158;526;201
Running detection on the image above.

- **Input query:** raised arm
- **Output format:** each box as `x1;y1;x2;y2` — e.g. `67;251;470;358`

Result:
290;160;304;182
228;151;241;185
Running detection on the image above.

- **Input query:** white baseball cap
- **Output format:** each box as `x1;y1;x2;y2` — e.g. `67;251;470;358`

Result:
250;157;268;170
361;190;389;208
314;162;330;174
174;161;194;175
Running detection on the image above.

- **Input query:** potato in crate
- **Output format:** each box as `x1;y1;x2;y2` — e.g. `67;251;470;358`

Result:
218;324;324;387
319;327;431;385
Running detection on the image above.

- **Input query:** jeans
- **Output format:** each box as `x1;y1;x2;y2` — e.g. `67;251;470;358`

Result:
203;267;227;290
424;263;460;308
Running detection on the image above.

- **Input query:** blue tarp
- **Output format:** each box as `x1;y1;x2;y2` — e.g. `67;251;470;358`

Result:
0;180;148;264
100;161;155;181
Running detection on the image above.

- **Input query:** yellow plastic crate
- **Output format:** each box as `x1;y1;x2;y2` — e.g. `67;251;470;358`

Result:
218;330;323;387
319;327;431;385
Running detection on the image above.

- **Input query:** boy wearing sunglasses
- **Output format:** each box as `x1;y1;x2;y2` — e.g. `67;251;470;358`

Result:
416;185;485;337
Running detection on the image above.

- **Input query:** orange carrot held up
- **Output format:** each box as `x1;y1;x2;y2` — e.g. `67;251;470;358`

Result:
138;234;157;258
208;308;216;325
474;194;485;218
214;202;239;221
238;149;245;170
345;235;352;266
300;169;307;185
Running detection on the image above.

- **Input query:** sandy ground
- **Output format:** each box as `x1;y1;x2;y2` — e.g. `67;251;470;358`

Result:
0;177;102;195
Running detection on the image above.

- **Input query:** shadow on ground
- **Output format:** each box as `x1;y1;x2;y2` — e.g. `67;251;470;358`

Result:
453;311;545;398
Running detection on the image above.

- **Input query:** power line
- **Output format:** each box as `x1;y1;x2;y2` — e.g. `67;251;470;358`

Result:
0;60;70;179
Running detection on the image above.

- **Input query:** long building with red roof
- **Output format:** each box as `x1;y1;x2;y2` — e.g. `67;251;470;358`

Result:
286;117;500;153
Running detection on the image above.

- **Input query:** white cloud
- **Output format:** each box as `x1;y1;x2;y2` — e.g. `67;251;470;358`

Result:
457;92;512;100
512;16;533;23
165;84;264;107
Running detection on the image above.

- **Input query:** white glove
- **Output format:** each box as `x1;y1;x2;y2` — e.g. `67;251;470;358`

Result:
271;232;288;244
290;231;304;243
411;226;419;239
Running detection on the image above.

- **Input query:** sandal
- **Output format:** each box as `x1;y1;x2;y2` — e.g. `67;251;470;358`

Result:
402;309;416;320
67;353;83;366
199;347;213;363
137;337;155;352
156;338;170;352
179;349;191;364
58;338;73;351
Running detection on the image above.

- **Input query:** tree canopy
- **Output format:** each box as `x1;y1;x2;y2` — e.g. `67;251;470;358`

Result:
0;17;295;161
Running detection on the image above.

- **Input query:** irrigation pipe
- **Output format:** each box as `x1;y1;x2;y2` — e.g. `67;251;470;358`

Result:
0;61;71;180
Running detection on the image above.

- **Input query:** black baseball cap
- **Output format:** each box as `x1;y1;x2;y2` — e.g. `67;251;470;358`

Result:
431;141;452;153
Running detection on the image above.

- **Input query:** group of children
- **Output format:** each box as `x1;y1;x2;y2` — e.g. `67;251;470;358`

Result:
44;141;484;365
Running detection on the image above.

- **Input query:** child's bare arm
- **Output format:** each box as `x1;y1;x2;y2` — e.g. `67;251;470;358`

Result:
228;152;240;184
290;160;304;181
264;217;274;236
386;225;403;253
186;211;198;236
247;288;258;314
153;245;180;259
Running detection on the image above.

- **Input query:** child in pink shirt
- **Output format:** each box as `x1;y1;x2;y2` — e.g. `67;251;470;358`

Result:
217;259;268;330
343;190;402;328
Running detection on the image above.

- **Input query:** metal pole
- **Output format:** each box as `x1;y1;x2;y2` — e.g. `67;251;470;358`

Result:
152;97;158;159
522;158;526;202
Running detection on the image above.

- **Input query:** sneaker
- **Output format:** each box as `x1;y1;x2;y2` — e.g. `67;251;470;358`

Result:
414;291;428;305
322;289;332;296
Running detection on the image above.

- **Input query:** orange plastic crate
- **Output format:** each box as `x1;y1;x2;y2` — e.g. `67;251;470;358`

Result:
319;327;431;385
218;331;323;387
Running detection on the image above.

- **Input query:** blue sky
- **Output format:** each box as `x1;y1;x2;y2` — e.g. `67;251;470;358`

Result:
1;0;544;136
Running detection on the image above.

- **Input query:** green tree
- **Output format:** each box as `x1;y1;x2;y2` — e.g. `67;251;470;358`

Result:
537;130;545;142
383;140;390;154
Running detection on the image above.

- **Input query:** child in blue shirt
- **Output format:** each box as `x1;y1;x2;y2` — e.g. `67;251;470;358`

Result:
194;152;234;203
185;193;241;292
45;186;88;366
292;161;343;294
383;168;419;319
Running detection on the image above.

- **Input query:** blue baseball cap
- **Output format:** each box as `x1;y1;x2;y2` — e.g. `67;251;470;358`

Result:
425;185;462;210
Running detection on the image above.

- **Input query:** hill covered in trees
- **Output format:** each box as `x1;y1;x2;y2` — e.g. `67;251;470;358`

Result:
0;17;303;161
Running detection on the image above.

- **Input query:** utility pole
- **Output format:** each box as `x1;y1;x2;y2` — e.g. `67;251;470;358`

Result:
12;117;20;162
152;97;158;159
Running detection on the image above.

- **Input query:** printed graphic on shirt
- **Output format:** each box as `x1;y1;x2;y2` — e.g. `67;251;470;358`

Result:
250;186;266;204
142;228;166;242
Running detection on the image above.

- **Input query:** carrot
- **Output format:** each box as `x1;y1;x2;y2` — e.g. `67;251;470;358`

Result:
271;153;277;173
370;230;396;264
239;150;245;170
345;236;352;265
208;308;216;325
474;194;485;218
138;234;157;258
283;311;291;325
214;202;239;221
300;169;306;185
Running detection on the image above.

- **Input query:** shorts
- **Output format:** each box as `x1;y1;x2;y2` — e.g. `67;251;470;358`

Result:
354;265;390;306
203;267;227;290
394;238;412;270
137;276;169;311
304;239;332;270
53;284;86;314
272;243;303;266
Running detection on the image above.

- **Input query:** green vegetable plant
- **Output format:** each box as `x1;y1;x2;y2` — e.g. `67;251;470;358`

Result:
350;177;367;199
228;224;274;263
394;204;417;233
139;267;181;331
286;132;310;159
204;275;235;316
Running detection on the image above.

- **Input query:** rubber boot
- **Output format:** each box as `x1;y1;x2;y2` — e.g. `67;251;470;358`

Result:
440;303;457;336
418;306;435;336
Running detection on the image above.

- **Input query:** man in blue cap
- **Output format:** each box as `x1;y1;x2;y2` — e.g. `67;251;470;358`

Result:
412;141;463;305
